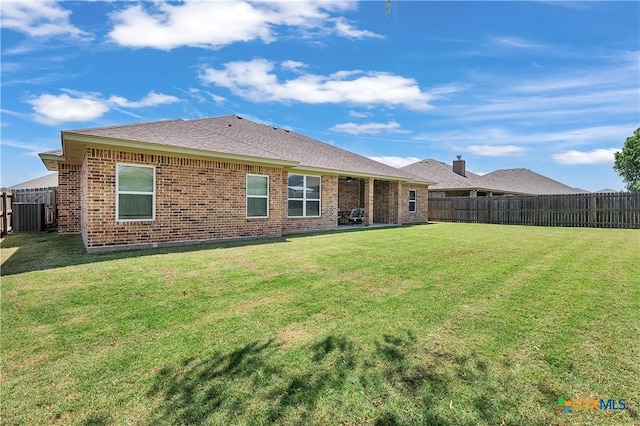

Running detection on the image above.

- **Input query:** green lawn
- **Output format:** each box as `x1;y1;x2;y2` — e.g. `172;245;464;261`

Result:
1;223;638;425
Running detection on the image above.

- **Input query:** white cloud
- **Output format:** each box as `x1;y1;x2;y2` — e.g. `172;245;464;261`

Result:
281;60;307;72
108;91;179;108
552;148;619;165
330;120;409;135
107;0;370;50
432;51;639;129
467;145;528;156
1;138;57;156
334;18;383;39
0;0;90;39
207;93;226;105
489;36;548;50
349;110;372;118
27;93;109;125
368;156;421;168
200;58;434;110
26;90;180;125
414;125;636;148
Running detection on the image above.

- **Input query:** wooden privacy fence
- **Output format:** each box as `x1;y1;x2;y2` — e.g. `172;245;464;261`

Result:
1;192;13;235
428;192;640;229
13;188;58;226
0;188;58;234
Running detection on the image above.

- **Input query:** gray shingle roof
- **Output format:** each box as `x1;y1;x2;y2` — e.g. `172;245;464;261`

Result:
401;159;501;192
63;115;427;182
65;118;291;162
482;169;588;194
9;172;58;190
402;159;588;195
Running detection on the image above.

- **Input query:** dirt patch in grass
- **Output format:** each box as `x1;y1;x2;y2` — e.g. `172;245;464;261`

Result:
235;294;291;315
156;268;179;281
278;322;312;348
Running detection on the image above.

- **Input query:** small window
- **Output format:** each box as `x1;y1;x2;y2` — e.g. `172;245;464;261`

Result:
247;174;269;218
117;164;155;221
409;189;416;213
288;174;321;217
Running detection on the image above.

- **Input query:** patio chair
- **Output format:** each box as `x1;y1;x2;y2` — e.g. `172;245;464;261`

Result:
348;208;365;224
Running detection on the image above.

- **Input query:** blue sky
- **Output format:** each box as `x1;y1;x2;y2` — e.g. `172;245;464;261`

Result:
1;0;638;191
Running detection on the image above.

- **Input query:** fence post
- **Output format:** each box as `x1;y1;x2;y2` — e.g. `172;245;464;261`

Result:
488;198;493;223
1;192;12;235
1;192;5;235
588;194;596;227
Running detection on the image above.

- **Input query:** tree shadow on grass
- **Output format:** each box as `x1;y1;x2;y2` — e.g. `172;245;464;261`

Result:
0;232;288;276
145;330;516;425
1;224;432;276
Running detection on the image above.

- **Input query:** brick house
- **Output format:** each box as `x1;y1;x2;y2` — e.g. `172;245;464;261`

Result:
39;115;433;252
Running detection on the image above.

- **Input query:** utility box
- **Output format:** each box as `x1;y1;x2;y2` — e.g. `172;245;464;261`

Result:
12;203;45;232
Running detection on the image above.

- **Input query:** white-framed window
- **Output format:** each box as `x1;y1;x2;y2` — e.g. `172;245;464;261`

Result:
246;174;269;218
116;164;155;221
409;189;416;213
288;174;321;217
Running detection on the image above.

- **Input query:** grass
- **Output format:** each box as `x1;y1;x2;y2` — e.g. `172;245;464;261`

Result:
1;223;639;425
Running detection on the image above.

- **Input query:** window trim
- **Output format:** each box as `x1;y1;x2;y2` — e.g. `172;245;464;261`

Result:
246;174;269;218
287;174;322;218
408;189;417;213
116;163;156;222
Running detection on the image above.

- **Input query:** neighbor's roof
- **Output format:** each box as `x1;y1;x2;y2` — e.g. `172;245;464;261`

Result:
402;159;588;195
401;159;502;192
9;172;58;190
46;115;432;183
483;169;588;195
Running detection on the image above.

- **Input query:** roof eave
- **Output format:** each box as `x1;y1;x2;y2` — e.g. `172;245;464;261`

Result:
39;152;65;171
289;165;434;184
62;132;300;168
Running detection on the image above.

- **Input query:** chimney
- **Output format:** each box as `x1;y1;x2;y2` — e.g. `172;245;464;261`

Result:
453;155;466;177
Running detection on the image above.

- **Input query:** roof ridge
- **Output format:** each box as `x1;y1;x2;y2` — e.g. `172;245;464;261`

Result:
65;118;184;133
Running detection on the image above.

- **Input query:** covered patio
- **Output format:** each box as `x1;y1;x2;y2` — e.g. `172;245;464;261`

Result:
337;176;402;226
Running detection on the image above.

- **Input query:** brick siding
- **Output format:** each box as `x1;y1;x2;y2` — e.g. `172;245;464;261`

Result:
373;180;399;224
81;148;286;250
399;183;429;224
57;163;82;234
338;179;364;212
56;148;429;251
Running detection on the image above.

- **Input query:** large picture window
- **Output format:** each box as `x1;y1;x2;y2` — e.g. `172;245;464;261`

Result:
247;174;269;218
117;164;155;221
288;174;321;217
409;189;416;213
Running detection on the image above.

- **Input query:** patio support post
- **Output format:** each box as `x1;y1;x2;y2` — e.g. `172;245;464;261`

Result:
395;182;402;224
364;178;374;226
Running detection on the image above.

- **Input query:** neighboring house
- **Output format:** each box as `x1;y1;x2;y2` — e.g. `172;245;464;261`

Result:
39;115;433;252
482;168;587;195
401;158;516;197
4;172;59;231
7;172;58;206
402;157;587;197
7;173;58;192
